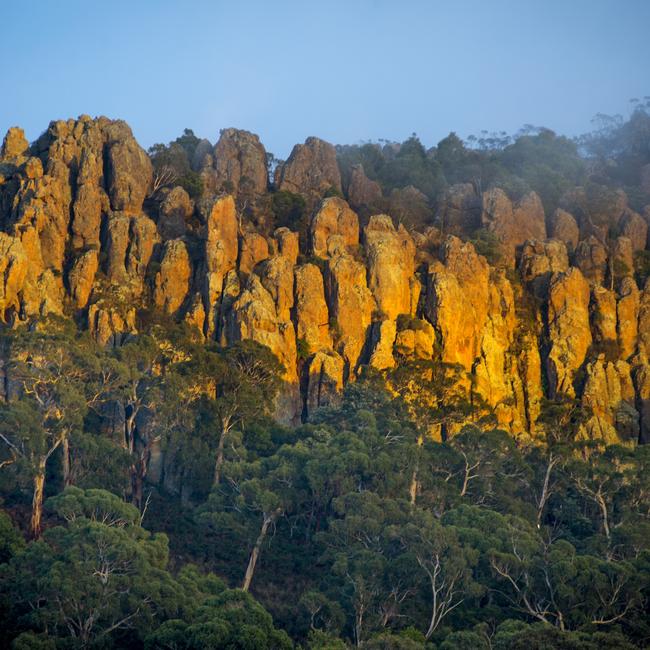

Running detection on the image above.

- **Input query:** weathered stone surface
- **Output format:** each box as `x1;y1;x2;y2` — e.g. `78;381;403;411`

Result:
619;209;648;252
436;183;481;237
276;137;342;198
274;228;300;264
127;215;159;284
326;252;376;376
368;319;397;370
88;301;136;347
104;213;131;281
613;236;634;278
519;239;569;296
347;164;382;210
633;357;650;443
549;208;580;251
574;236;608;285
294;264;332;352
591;286;617;346
617;277;639;360
639;279;650;353
184;293;207;336
581;357;638;443
481;188;546;266
104;124;153;213
212;128;268;195
1;127;29;159
202;195;239;334
310;197;359;259
394;317;435;360
157;186;193;240
547;267;592;397
260;255;294;322
0;233;28;321
306;350;344;416
68;249;99;308
154;239;191;315
364;215;416;320
71;179;106;249
228;274;298;384
426;237;490;371
388;186;431;228
239;229;269;275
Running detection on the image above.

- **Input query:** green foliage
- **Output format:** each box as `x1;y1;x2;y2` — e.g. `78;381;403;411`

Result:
0;511;25;564
0;316;649;648
469;227;502;265
148;128;204;200
271;190;308;244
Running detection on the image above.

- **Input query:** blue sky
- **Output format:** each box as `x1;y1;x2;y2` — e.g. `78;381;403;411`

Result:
1;0;648;157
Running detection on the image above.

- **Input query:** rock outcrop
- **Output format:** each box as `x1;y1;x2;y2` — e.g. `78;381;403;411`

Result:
346;164;382;211
210;128;268;196
154;239;191;315
275;137;342;199
1;115;649;446
481;189;546;266
547;268;592;397
549;209;580;251
364;215;417;320
310;197;359;258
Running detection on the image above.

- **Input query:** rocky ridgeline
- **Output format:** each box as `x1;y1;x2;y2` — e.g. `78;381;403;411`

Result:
0;116;649;443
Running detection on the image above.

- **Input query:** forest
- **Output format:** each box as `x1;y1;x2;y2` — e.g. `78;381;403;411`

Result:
0;100;649;649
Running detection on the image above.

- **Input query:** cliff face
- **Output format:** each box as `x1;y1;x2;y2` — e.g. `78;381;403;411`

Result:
1;116;649;442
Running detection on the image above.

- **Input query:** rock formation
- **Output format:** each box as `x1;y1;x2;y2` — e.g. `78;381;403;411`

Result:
275;137;341;199
481;188;546;266
1;115;648;445
209;128;268;196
